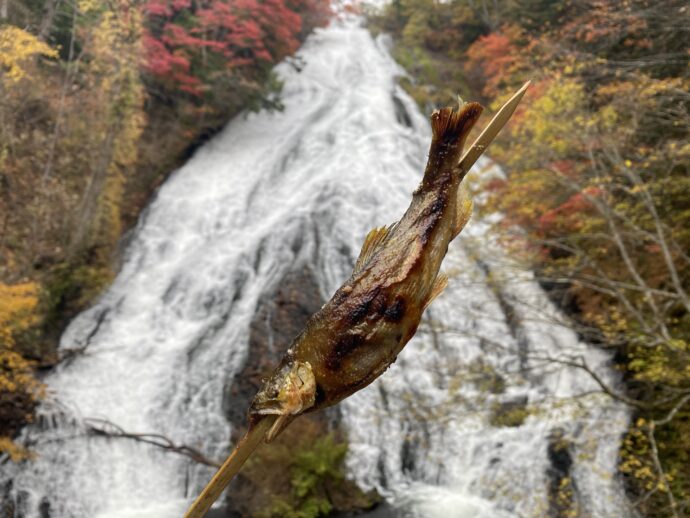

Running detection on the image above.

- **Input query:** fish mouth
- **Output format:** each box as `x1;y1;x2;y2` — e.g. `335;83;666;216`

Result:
248;360;316;418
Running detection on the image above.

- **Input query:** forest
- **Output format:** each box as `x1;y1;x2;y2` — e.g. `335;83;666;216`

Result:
1;0;689;517
368;0;689;515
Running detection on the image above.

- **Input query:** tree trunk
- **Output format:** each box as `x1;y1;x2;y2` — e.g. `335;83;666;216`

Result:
39;0;60;41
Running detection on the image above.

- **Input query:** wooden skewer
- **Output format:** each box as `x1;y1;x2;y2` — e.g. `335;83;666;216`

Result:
458;80;530;175
183;416;276;518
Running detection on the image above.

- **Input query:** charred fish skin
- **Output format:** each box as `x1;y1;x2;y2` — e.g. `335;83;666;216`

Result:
249;102;483;438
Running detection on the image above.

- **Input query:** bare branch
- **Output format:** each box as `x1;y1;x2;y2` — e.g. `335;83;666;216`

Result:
84;418;222;468
654;394;690;427
646;423;679;518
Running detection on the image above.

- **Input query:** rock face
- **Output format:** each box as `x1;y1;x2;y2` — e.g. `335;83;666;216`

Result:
223;265;384;517
223;265;326;436
546;428;578;517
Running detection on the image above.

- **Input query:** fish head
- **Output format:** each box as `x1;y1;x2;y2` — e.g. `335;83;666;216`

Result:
249;360;316;418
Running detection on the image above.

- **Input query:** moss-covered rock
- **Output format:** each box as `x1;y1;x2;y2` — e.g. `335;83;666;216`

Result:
226;418;382;518
489;397;530;428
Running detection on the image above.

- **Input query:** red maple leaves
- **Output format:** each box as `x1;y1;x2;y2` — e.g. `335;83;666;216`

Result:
142;0;329;97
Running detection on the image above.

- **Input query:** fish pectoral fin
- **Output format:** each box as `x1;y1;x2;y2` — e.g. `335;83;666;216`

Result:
452;185;473;239
423;273;449;311
354;225;391;272
265;413;297;443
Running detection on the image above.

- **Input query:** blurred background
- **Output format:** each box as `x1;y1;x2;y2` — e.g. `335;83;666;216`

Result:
1;1;688;517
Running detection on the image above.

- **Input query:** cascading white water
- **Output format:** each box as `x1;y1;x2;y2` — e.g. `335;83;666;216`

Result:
3;17;631;518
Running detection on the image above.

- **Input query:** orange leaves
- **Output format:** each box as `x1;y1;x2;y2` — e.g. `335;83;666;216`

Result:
465;30;517;98
537;187;602;235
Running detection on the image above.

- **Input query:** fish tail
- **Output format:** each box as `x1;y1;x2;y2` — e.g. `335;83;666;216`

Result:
421;102;483;190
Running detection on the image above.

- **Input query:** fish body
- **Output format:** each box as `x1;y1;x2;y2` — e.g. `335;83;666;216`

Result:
249;103;483;439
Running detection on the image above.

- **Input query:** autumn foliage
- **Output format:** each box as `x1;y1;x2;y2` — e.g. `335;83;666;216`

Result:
0;282;44;461
371;0;690;515
465;27;523;98
141;0;329;98
475;8;690;513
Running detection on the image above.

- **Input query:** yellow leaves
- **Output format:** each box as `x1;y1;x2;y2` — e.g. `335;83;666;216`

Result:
0;282;39;347
598;105;617;130
0;281;43;393
0;348;43;396
490;77;589;168
619;424;656;487
668;339;688;352
627;341;687;387
77;0;101;14
0;26;57;83
460;4;690;511
0;437;35;462
0;282;38;320
66;2;144;254
0;282;43;462
586;305;629;344
522;78;585;156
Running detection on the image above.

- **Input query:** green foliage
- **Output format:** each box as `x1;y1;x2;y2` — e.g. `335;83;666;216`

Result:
267;496;331;518
41;261;112;333
230;418;380;517
366;0;483;111
265;434;347;518
295;434;347;490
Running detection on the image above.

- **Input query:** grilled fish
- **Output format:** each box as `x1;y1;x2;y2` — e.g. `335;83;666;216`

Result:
184;82;529;518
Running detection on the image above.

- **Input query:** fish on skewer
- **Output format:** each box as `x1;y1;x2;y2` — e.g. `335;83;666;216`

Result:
184;81;530;518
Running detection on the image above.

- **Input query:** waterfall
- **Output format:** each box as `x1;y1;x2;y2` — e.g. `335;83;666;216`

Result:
2;17;630;518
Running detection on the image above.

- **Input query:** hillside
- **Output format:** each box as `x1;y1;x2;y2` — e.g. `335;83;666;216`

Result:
367;1;690;515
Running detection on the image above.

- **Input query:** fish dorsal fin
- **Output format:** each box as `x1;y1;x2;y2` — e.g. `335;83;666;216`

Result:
354;226;390;273
423;273;449;311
